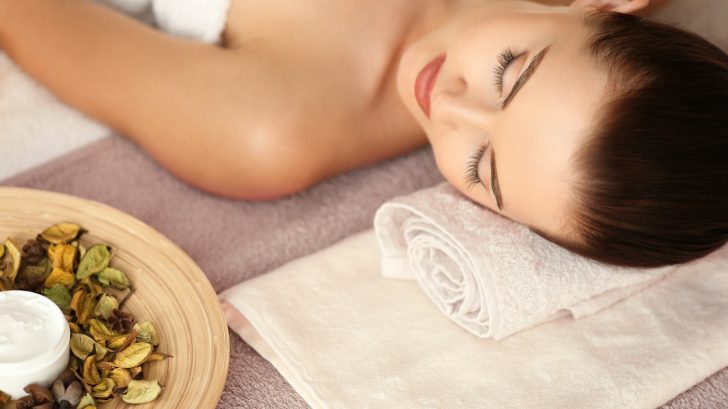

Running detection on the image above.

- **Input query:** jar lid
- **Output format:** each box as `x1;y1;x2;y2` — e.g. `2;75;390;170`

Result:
0;290;70;373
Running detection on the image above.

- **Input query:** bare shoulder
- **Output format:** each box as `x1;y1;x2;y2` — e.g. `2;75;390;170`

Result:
213;43;427;198
210;1;428;198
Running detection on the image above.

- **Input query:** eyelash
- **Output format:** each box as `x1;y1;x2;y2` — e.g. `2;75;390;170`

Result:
465;143;488;190
493;48;516;94
463;49;516;200
465;48;511;189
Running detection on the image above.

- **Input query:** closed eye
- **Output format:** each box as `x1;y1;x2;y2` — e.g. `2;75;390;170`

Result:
465;143;488;190
493;48;516;93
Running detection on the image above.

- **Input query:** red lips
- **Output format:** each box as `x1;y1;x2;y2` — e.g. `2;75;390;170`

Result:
414;53;446;118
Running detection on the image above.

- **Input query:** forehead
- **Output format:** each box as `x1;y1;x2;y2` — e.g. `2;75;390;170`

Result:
493;22;608;234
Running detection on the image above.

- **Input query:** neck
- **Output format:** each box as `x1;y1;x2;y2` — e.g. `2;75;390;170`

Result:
400;0;456;48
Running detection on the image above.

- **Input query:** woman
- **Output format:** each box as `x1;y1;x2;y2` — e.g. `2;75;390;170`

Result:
0;0;726;267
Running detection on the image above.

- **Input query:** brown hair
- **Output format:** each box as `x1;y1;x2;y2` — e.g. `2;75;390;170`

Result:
545;11;728;267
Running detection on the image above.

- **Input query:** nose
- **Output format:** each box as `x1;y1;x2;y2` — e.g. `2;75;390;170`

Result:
431;81;495;129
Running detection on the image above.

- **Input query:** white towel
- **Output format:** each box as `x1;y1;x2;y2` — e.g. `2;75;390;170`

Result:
0;54;111;181
95;0;231;43
153;0;231;44
219;230;728;409
373;182;678;340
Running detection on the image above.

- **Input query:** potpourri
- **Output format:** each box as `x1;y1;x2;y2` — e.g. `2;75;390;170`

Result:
0;222;171;407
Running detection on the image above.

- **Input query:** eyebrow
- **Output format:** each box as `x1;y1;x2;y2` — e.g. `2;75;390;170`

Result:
490;149;503;210
502;46;551;109
489;46;551;210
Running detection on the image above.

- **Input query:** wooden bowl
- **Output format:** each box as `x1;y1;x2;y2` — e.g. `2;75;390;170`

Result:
0;187;229;408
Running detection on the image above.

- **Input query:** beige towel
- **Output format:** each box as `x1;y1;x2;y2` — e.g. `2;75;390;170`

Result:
220;230;728;408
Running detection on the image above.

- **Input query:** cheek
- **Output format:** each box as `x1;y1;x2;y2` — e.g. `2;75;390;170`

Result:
430;136;463;184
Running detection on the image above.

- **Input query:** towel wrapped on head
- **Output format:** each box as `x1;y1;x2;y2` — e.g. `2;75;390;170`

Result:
373;182;677;340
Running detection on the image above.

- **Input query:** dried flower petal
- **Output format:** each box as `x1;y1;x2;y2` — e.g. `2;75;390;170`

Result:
106;334;127;350
0;277;10;291
76;244;110;280
77;393;96;409
88;319;116;343
96;361;116;373
52;379;65;400
23;384;53;404
106;286;133;308
144;351;173;363
43;267;75;289
110;330;138;353
93;293;118;320
40;222;82;244
48;243;77;272
76;292;98;325
42;283;72;314
59;368;78;386
15;396;35;409
91;377;115;399
134;321;160;346
97;266;130;290
128;365;143;379
94;342;108;361
21;239;44;265
114;342;153;369
4;238;21;283
76;243;87;261
107;309;134;333
108;368;132;389
68;321;81;333
52;379;83;407
83;356;102;386
70;333;96;360
121;380;162;404
70;288;85;312
15;257;52;291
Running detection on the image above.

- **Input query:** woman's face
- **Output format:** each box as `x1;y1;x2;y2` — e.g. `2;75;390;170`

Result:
397;0;609;242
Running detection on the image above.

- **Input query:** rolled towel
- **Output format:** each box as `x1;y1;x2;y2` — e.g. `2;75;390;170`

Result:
373;182;677;340
93;0;230;43
152;0;231;43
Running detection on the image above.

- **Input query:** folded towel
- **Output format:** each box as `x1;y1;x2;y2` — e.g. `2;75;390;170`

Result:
220;229;728;409
373;182;678;340
95;0;230;43
0;55;111;181
153;0;231;43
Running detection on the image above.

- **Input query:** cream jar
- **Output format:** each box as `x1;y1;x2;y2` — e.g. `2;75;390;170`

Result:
0;290;70;399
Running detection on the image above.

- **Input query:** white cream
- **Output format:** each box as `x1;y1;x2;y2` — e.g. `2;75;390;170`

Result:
0;290;70;400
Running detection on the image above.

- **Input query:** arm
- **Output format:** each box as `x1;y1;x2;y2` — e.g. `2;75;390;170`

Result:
0;0;313;199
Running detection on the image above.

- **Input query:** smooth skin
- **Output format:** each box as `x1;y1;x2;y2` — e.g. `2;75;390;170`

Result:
0;0;661;242
398;0;651;243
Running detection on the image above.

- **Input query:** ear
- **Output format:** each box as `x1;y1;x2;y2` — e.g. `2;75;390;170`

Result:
569;0;650;14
